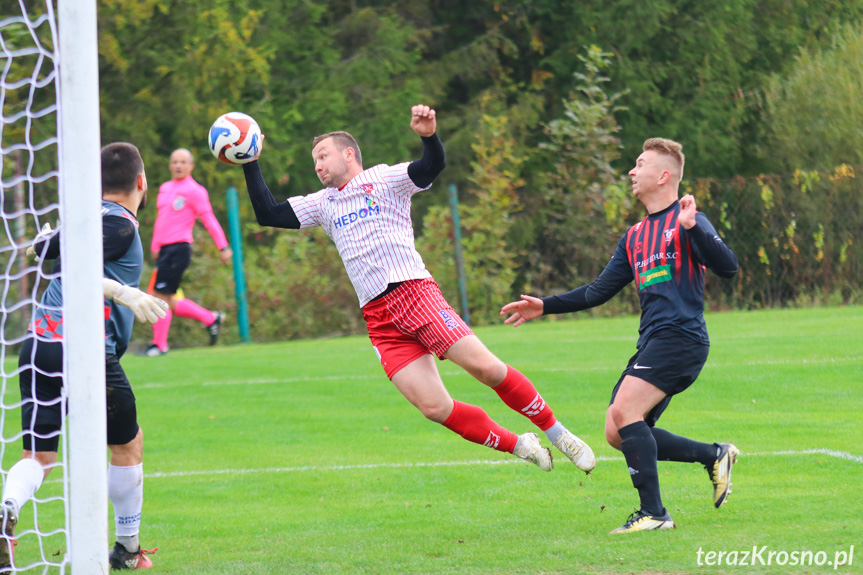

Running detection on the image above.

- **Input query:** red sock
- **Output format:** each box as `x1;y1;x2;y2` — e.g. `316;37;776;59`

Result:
442;400;518;454
493;365;557;431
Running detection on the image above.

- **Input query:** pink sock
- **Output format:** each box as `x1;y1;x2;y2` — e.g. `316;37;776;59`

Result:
442;400;519;453
494;365;557;431
174;298;216;325
152;310;172;351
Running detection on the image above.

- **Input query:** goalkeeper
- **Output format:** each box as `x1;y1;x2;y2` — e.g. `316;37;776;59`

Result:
0;143;168;570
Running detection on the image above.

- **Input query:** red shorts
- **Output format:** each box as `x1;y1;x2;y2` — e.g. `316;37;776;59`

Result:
362;278;474;379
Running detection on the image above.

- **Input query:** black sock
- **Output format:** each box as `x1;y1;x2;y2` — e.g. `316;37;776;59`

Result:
652;427;716;467
619;421;664;516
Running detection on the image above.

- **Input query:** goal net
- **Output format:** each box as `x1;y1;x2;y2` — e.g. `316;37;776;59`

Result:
1;1;107;573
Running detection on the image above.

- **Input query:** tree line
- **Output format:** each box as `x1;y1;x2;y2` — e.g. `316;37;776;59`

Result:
4;1;861;347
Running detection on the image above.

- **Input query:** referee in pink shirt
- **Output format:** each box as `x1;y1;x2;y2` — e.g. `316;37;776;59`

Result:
240;104;596;472
145;148;232;356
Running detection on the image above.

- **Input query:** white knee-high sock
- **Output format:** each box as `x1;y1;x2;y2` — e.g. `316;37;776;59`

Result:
2;459;44;515
108;463;143;545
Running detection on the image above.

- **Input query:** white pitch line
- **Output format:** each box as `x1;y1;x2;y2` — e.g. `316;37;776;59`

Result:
747;448;863;464
144;458;528;479
142;449;861;480
132;353;863;390
202;373;381;386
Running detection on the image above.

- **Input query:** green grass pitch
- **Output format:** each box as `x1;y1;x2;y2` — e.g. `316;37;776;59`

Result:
4;306;862;573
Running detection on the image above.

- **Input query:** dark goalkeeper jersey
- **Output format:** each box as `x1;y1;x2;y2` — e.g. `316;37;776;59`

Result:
542;200;738;347
30;200;143;357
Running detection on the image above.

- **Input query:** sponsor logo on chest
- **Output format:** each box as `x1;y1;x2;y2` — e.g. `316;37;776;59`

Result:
333;196;380;229
639;264;672;289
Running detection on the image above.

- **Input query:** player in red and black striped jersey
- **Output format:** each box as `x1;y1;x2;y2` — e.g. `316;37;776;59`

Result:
502;138;740;534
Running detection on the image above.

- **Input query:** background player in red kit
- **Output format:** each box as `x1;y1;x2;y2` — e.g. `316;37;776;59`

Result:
145;148;232;356
240;104;596;473
502;138;740;533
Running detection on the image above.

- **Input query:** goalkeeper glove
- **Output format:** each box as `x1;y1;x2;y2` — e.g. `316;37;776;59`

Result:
25;223;54;262
103;278;169;324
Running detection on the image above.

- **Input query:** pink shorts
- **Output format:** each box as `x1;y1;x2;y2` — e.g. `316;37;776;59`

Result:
362;278;474;379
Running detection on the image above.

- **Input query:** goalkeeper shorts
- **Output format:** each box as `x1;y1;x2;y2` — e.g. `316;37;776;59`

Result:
18;338;140;451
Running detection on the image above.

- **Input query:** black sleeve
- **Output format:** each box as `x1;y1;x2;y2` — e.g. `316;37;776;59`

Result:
687;213;739;278
32;215;135;262
103;216;136;261
33;232;61;261
541;237;634;315
242;161;301;229
407;133;446;188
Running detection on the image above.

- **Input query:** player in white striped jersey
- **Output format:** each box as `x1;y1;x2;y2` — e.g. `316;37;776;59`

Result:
241;104;595;473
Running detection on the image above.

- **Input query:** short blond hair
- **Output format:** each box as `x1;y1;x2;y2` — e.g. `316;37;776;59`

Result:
643;138;684;180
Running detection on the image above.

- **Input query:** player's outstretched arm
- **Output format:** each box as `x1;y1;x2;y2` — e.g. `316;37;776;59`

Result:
241;161;301;229
500;295;544;328
503;238;633;327
103;278;169;324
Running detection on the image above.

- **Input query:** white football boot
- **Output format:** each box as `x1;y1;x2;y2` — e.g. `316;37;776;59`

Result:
513;432;553;471
552;430;596;474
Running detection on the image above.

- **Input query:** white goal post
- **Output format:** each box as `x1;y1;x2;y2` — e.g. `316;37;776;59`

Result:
57;1;109;573
1;1;107;573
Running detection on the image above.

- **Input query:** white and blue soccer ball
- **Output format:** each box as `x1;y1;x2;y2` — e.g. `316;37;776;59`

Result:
208;112;262;165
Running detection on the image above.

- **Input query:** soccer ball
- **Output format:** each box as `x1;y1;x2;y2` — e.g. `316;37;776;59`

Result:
208;112;262;165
